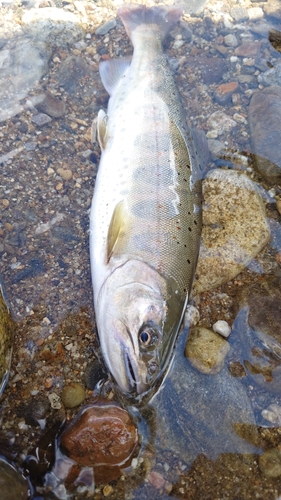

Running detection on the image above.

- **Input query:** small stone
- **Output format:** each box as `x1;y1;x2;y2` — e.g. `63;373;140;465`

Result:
57;168;72;181
185;326;230;374
214;81;239;105
264;0;281;21
233;113;246;123
35;92;66;118
212;320;231;338
230;7;249;21
262;404;281;425
60;401;138;483
148;471;166;489
184;305;200;328
234;42;261;57
56;182;63;191
259;449;281;478
103;485;114;497
47;167;54;175
224;34;238;47
48;393;62;410
207;111;237;136
31;113;52;127
237;75;254;84
5;223;13;232
228;361;247;378
95;19;116;36
248;7;263;21
1;199;9;208
61;382;86;408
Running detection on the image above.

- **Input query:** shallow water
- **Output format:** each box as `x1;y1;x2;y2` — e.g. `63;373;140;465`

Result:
0;0;281;498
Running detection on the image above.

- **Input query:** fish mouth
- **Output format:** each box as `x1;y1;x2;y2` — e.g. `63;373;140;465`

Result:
123;350;149;395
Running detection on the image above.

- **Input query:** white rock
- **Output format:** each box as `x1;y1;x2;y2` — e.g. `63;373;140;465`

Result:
224;34;238;47
248;8;263;21
207;111;237;136
261;404;281;425
184;305;200;328
212;320;231;338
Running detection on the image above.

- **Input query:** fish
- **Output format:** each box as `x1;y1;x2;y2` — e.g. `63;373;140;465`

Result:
0;280;13;397
90;4;208;396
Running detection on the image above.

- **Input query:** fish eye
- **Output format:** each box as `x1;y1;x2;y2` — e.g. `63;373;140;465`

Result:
138;322;160;350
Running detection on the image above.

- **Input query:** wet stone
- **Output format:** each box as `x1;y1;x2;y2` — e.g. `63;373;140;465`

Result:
214;81;239;105
230;7;249;21
56;56;93;95
207;111;237;135
224;34;238;47
0;457;29;500
11;257;45;284
249;86;281;184
264;0;281;21
259;449;281;478
193;170;270;296
61;382;86;409
95;19;117;36
35;92;66;118
31;113;52;127
234;276;281;394
234;41;261;57
212;320;231;338
258;60;281;87
262;404;281;425
60;401;138;483
185;326;230;374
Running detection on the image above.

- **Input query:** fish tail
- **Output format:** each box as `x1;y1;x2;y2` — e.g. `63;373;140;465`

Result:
118;4;183;43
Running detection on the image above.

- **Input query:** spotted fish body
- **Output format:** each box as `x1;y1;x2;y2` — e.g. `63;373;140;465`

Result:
0;282;13;397
90;4;206;396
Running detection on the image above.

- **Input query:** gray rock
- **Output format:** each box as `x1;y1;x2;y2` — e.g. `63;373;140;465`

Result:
33;92;66;118
151;332;260;465
224;34;239;47
21;8;84;46
176;0;208;16
230;7;249;22
95;19;117;36
257;61;281;87
192;169;270;296
56;56;93;95
31;113;52;126
249;86;281;184
207;111;237;136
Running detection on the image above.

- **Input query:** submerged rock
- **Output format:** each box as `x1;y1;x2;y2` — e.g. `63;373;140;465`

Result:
233;276;281;394
249;86;281;183
152;332;259;466
0;457;29;500
185;326;230;374
193;169;270;296
60;401;138;482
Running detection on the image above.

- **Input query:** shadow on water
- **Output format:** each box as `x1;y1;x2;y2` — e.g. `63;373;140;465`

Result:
0;0;281;498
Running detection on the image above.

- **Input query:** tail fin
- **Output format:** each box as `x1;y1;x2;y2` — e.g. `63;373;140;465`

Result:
118;4;183;43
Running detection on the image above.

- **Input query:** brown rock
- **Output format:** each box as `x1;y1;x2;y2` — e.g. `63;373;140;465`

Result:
249;86;281;184
36;92;66;118
234;41;261;57
60;401;138;483
185;327;230;374
214;81;239;105
186;56;226;85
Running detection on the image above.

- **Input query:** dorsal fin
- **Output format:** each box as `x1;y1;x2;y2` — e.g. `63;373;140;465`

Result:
99;57;131;96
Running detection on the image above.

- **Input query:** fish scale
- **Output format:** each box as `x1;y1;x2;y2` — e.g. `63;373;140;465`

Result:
90;4;207;396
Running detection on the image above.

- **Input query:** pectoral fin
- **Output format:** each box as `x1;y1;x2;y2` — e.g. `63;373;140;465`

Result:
107;200;125;262
99;57;131;96
97;109;109;150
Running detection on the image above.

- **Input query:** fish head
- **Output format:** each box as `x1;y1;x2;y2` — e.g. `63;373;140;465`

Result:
96;260;168;395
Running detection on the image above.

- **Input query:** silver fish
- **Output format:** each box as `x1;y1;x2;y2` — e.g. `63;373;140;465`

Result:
90;4;207;396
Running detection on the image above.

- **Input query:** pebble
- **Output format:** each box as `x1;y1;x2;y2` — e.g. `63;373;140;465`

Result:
184;305;200;328
148;471;166;489
214;81;239;105
95;19;117;36
61;382;86;408
264;0;281;20
57;168;72;181
34;92;66;118
249;86;281;184
224;34;238;47
259;449;281;478
212;320;231;338
248;7;264;21
193;170;270;296
31;113;52;127
257;60;281;88
207;111;237;136
262;404;281;425
48;392;62;410
185;326;230;374
234;41;261;57
230;7;249;22
103;485;114;497
60;401;138;483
